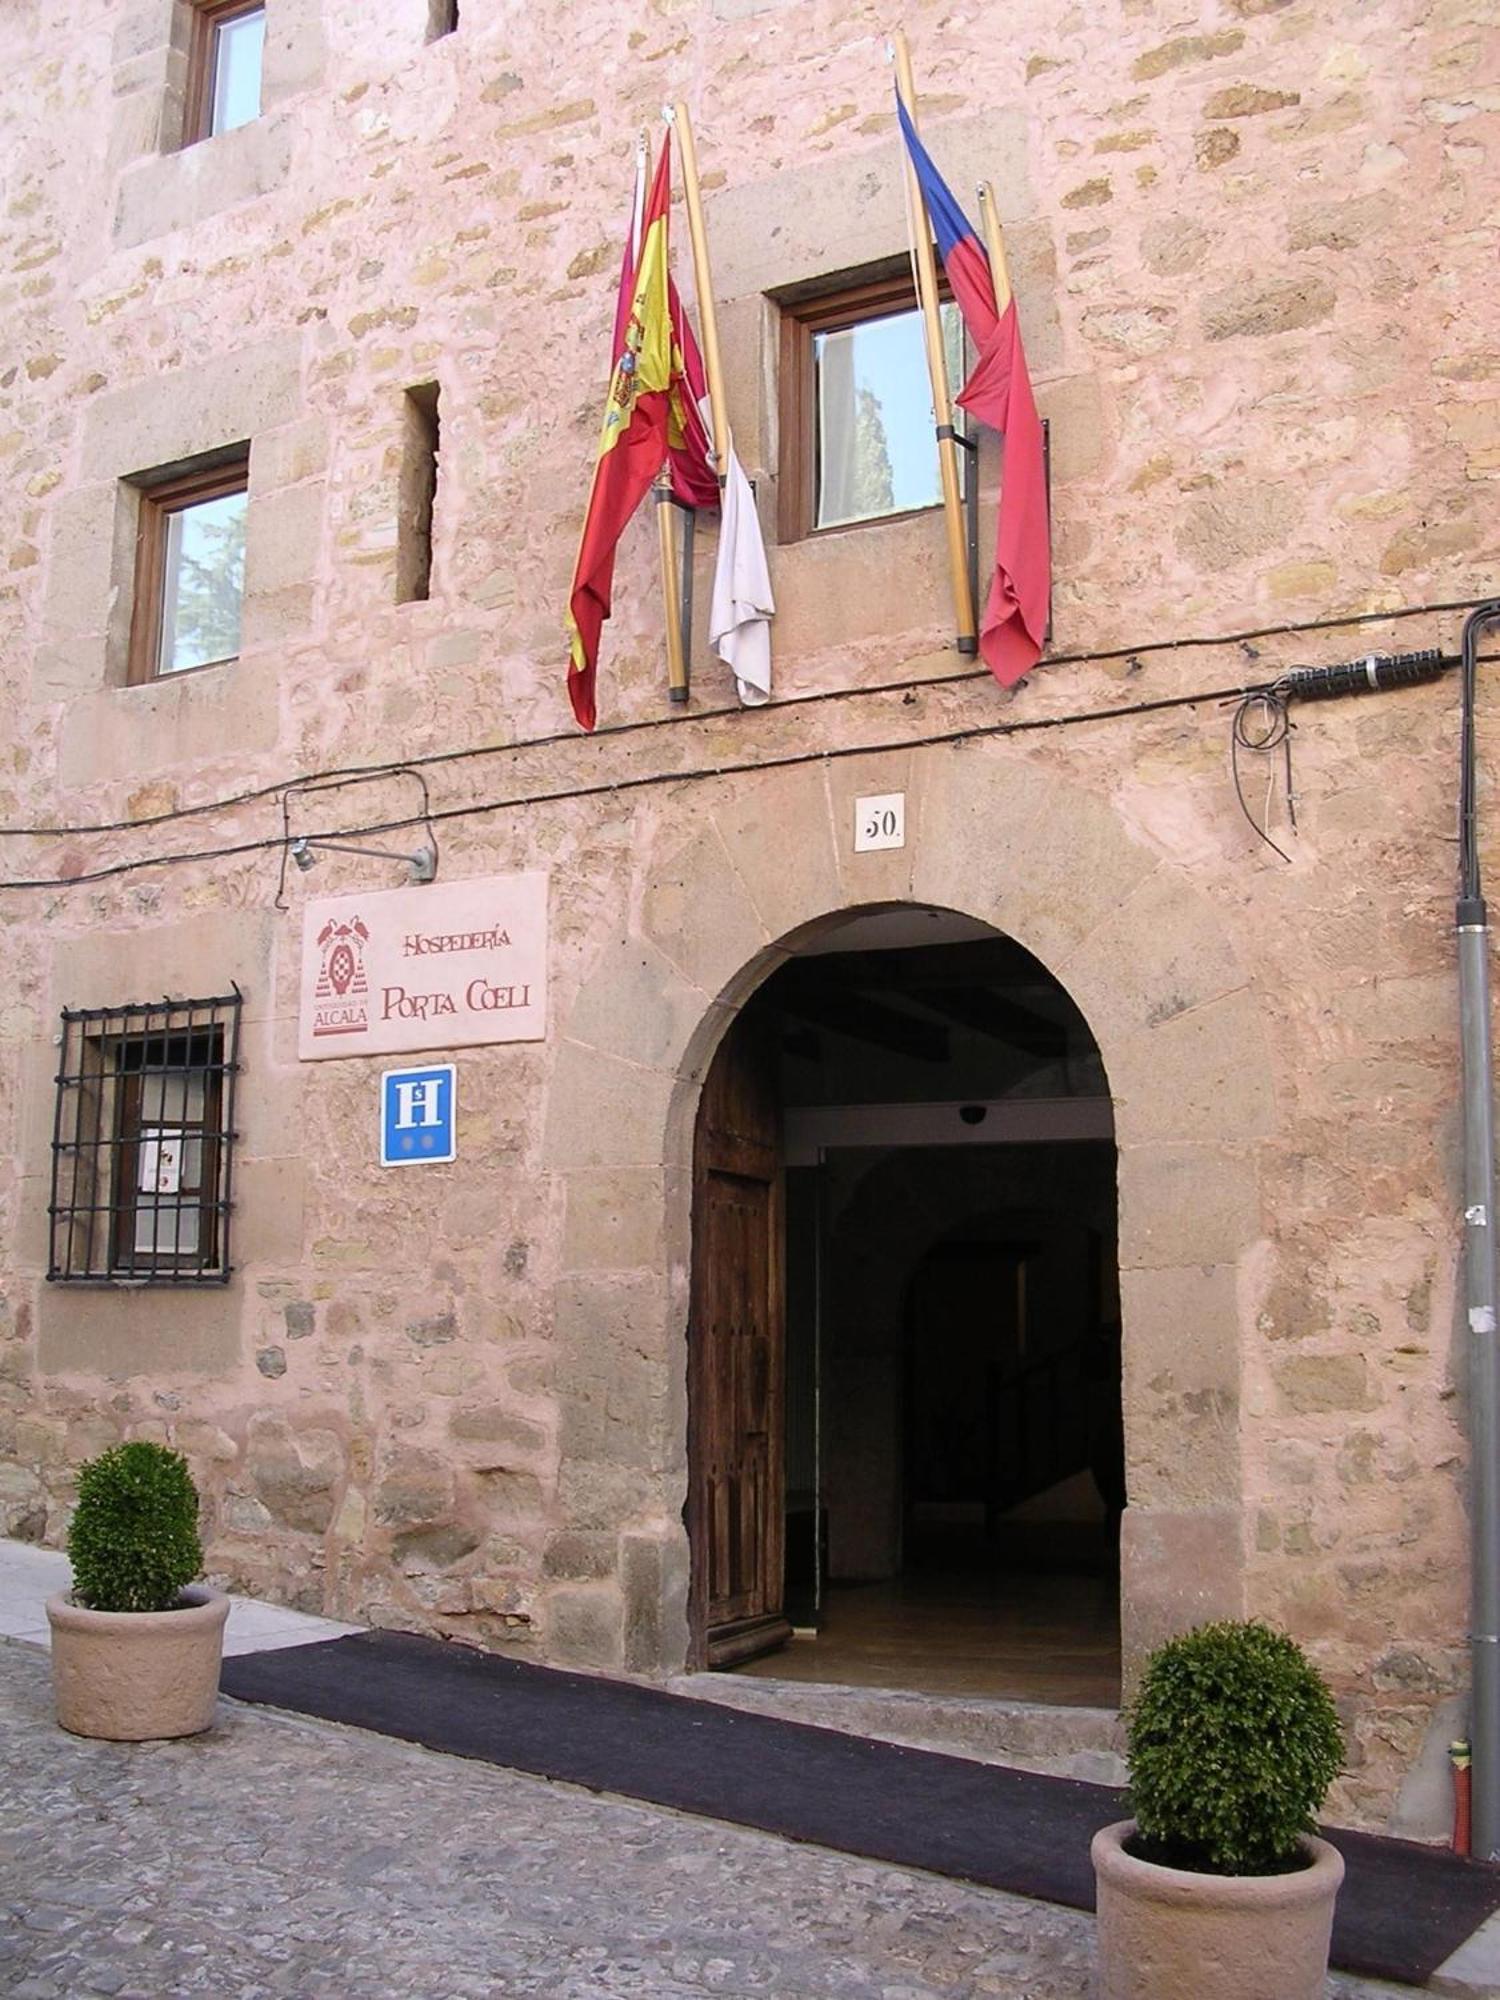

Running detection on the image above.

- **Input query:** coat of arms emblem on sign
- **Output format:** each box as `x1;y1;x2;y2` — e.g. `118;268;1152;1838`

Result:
312;915;371;1036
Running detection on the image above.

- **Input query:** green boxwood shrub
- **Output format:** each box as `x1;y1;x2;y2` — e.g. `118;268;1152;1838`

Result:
1126;1618;1345;1876
67;1442;203;1614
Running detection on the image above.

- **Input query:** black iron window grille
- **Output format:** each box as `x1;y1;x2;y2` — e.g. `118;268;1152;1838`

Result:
48;991;243;1285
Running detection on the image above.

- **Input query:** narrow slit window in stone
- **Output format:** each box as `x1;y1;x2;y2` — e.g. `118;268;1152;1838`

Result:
397;383;441;604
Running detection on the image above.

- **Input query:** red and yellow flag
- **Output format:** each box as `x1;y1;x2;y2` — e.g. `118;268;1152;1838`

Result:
566;137;677;732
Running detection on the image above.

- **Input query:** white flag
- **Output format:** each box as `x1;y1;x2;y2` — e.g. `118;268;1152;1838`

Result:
709;447;774;707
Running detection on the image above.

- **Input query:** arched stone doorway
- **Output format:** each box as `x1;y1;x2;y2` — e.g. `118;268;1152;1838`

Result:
686;908;1123;1696
541;744;1270;1686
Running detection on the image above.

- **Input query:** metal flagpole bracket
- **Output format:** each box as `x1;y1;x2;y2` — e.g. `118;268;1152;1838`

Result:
678;498;696;702
654;485;697;706
1041;416;1053;646
937;423;981;655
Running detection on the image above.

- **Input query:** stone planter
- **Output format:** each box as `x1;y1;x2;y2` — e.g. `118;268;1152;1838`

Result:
47;1587;229;1741
1091;1818;1344;2000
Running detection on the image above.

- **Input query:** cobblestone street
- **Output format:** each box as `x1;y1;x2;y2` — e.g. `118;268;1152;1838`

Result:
0;1641;1423;2000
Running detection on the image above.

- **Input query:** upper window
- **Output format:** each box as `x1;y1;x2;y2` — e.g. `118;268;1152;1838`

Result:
779;274;964;542
185;1;266;144
127;453;249;683
48;994;243;1286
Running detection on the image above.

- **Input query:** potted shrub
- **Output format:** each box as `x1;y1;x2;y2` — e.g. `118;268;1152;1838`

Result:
46;1441;228;1741
1092;1618;1346;2000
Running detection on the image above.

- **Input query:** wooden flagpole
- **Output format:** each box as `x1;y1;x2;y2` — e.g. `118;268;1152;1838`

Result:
671;101;731;479
976;181;1012;312
652;127;690;704
891;29;977;655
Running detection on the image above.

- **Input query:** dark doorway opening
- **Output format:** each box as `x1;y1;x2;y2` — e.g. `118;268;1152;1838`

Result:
687;909;1123;1705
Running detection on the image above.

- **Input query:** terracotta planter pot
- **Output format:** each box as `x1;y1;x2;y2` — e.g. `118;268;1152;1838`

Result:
47;1587;229;1742
1091;1818;1344;2000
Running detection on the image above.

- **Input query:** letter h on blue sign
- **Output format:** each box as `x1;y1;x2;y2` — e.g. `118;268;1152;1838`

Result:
380;1064;456;1167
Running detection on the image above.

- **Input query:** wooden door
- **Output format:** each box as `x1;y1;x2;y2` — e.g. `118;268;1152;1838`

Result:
687;1010;791;1669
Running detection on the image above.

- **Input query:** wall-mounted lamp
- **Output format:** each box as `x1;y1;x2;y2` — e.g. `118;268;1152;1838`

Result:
273;765;441;911
289;836;438;884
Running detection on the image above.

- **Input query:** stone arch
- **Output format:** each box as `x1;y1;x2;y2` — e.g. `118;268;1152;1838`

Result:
542;739;1274;1679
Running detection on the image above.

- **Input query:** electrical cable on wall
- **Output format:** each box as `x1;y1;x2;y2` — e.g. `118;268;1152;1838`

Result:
1227;688;1296;864
1223;647;1449;864
0;593;1493;845
0;636;1489;896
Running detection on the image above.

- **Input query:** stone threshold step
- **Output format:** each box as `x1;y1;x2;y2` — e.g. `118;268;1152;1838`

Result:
663;1670;1127;1786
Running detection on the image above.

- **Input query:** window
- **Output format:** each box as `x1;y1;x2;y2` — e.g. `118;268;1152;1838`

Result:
127;452;249;683
184;1;266;144
48;995;242;1286
779;274;965;542
396;383;440;604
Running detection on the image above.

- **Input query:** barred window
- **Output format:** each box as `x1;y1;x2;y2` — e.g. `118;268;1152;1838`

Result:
48;993;242;1286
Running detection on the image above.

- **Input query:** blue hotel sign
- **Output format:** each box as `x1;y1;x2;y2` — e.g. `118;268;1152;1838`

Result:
380;1064;456;1167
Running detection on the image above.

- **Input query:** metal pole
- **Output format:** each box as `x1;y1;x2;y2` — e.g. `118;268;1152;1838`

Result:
1459;599;1500;1859
959;430;978;624
1462;911;1500;1858
679;498;696;690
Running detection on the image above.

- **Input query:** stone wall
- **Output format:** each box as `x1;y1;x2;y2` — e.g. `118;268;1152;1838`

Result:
0;0;1496;1833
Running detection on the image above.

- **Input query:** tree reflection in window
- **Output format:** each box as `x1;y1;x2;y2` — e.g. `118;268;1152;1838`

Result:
813;301;964;531
159;488;246;675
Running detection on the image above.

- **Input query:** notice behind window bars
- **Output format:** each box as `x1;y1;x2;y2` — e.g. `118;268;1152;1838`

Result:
48;991;243;1285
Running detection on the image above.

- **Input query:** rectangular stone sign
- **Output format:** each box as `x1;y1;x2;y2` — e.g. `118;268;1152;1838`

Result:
298;871;547;1060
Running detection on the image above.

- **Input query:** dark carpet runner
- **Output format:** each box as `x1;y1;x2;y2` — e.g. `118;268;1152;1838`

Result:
221;1630;1500;1988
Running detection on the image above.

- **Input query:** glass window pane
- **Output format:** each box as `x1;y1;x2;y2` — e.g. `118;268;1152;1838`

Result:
211;10;265;137
135;1203;199;1257
137;1129;185;1196
158;488;246;675
140;1071;204;1123
814;302;964;531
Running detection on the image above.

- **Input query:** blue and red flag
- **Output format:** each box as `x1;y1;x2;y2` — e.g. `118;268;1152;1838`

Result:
895;96;1049;688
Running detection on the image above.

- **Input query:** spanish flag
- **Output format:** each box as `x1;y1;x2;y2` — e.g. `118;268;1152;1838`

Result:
566;138;677;732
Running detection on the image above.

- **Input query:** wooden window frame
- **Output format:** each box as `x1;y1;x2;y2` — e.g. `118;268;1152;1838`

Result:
126;452;250;686
778;271;957;546
183;0;266;147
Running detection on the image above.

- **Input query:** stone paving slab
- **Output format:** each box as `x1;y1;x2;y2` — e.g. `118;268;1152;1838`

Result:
0;1537;361;1656
0;1640;1421;2000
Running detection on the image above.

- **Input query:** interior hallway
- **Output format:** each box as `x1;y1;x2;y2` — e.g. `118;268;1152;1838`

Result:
733;1568;1122;1706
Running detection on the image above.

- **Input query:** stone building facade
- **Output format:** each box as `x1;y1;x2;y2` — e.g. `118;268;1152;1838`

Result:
0;0;1496;1834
